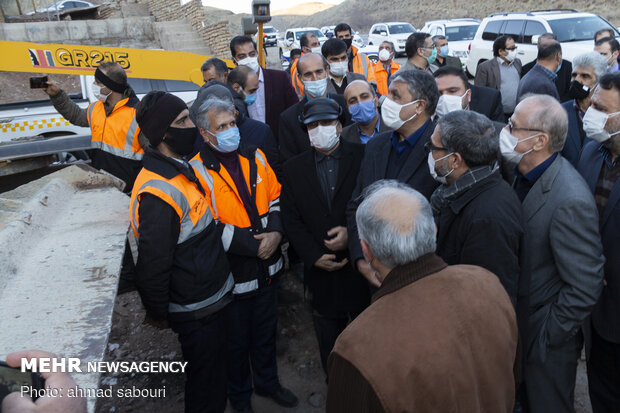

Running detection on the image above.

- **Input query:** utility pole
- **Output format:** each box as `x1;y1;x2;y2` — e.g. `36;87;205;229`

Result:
15;0;23;15
252;0;271;69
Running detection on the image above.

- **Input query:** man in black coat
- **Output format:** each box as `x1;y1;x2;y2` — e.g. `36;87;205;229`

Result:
279;53;352;162
429;110;523;304
281;98;370;376
433;66;505;122
521;33;572;102
346;69;440;286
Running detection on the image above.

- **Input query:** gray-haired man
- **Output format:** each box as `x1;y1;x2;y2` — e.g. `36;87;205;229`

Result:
328;180;517;412
501;94;605;413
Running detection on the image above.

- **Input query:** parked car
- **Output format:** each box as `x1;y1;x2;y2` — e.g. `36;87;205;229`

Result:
368;22;416;56
420;18;480;67
466;9;620;77
28;0;94;14
254;26;279;47
278;27;328;69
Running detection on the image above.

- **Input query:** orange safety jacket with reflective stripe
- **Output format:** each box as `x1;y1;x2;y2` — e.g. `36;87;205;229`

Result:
190;145;284;296
350;46;377;84
130;150;233;321
290;56;305;98
87;97;143;161
373;61;401;95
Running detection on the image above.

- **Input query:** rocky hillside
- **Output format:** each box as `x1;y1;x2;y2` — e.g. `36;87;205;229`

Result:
269;0;619;33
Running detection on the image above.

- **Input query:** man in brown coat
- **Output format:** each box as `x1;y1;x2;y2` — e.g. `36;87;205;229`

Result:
327;180;518;413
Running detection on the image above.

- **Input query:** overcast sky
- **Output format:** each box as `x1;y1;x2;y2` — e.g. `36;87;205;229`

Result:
201;0;344;14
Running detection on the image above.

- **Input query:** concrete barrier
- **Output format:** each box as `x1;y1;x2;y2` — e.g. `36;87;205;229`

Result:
0;165;129;412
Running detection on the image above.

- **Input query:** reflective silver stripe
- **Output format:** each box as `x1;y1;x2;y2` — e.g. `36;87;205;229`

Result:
261;216;268;228
99;141;143;160
268;197;280;213
255;150;267;170
233;279;259;295
169;272;234;312
221;224;234;251
87;102;96;125
361;54;368;78
133;179;213;244
269;257;284;276
189;159;218;217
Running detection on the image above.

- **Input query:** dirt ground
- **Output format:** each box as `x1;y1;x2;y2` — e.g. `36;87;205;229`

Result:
95;269;328;413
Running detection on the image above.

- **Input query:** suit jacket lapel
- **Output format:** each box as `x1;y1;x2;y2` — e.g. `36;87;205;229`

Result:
397;122;433;183
263;69;272;117
491;59;501;89
301;150;330;211
523;156;562;222
334;143;354;198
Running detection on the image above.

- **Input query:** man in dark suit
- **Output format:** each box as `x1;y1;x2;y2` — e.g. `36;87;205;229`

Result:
475;35;522;120
346;69;440;286
281;98;370;376
341;80;390;144
432;35;463;69
561;51;609;167
502;94;604;413
577;72;620;413
433;66;504;122
230;36;299;142
521;33;573;102
279;53;352;162
517;40;562;102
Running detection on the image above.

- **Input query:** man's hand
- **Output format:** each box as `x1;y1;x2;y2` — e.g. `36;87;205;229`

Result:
324;226;348;252
357;259;381;288
255;231;282;260
42;80;60;97
2;350;87;413
315;254;349;271
144;314;169;329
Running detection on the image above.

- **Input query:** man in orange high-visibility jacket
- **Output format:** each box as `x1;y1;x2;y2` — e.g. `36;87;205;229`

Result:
44;61;145;193
130;91;234;413
374;40;401;95
334;22;377;85
191;95;299;412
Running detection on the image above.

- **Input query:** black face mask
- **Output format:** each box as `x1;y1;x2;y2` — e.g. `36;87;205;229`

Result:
343;38;353;49
568;80;591;101
164;127;198;156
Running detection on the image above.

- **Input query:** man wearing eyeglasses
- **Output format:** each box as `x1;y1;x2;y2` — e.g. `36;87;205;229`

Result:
397;32;439;74
475;35;523;121
500;94;604;413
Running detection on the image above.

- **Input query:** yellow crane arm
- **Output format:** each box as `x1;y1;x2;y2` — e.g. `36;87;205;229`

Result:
0;40;234;86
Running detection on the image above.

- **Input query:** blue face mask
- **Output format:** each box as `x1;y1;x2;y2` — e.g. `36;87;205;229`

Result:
244;92;257;106
303;78;328;98
555;60;562;74
349;100;378;125
209;127;240;153
426;47;437;65
439;45;450;57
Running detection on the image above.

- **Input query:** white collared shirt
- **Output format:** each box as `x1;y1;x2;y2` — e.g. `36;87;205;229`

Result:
248;67;266;123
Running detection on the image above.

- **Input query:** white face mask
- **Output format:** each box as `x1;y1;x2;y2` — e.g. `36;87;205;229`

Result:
381;98;420;130
311;47;322;54
92;83;111;102
329;61;348;77
378;49;392;62
236;56;260;73
435;92;468;117
582;107;620;143
308;123;339;151
499;128;540;164
427;151;454;184
505;50;517;62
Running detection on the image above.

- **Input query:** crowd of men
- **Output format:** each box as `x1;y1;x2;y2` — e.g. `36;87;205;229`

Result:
4;22;620;413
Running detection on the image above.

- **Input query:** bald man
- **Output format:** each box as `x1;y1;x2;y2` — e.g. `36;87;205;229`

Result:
327;180;517;412
279;53;352;161
341;80;390;144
